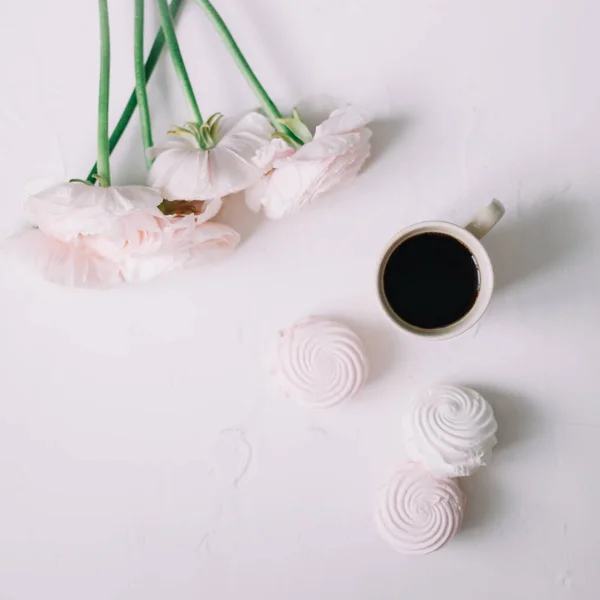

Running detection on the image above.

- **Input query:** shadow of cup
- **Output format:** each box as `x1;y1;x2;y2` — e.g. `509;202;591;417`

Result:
485;197;592;293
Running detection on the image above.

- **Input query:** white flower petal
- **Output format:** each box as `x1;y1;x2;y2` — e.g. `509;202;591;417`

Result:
252;138;294;171
250;104;372;219
291;132;365;162
244;177;269;213
314;105;371;137
177;222;240;268
9;228;122;287
216;111;274;145
26;182;163;242
195;197;223;224
148;112;274;201
120;217;239;282
121;252;178;283
147;136;191;159
261;160;328;219
148;139;212;200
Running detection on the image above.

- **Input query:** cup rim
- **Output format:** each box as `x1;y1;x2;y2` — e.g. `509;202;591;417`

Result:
376;221;495;340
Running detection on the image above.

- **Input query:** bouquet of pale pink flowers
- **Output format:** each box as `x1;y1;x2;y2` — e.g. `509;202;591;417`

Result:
11;0;372;287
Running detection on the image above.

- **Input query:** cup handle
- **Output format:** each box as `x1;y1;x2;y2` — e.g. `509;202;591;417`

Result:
464;199;506;239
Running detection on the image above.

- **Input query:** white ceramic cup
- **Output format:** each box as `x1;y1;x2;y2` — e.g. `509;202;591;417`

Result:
377;200;505;340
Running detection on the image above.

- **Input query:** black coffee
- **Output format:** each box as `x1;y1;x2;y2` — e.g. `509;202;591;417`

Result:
382;232;480;329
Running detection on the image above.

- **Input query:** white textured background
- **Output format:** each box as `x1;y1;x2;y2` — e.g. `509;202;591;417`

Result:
0;1;599;598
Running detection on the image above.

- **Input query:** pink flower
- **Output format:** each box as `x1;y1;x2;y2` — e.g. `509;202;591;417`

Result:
11;181;239;287
148;112;274;201
246;105;372;219
26;181;163;242
117;212;240;283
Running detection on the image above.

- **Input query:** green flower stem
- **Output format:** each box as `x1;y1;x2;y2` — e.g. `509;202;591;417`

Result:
97;0;111;186
135;0;153;168
192;0;303;146
157;0;203;125
87;0;184;183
